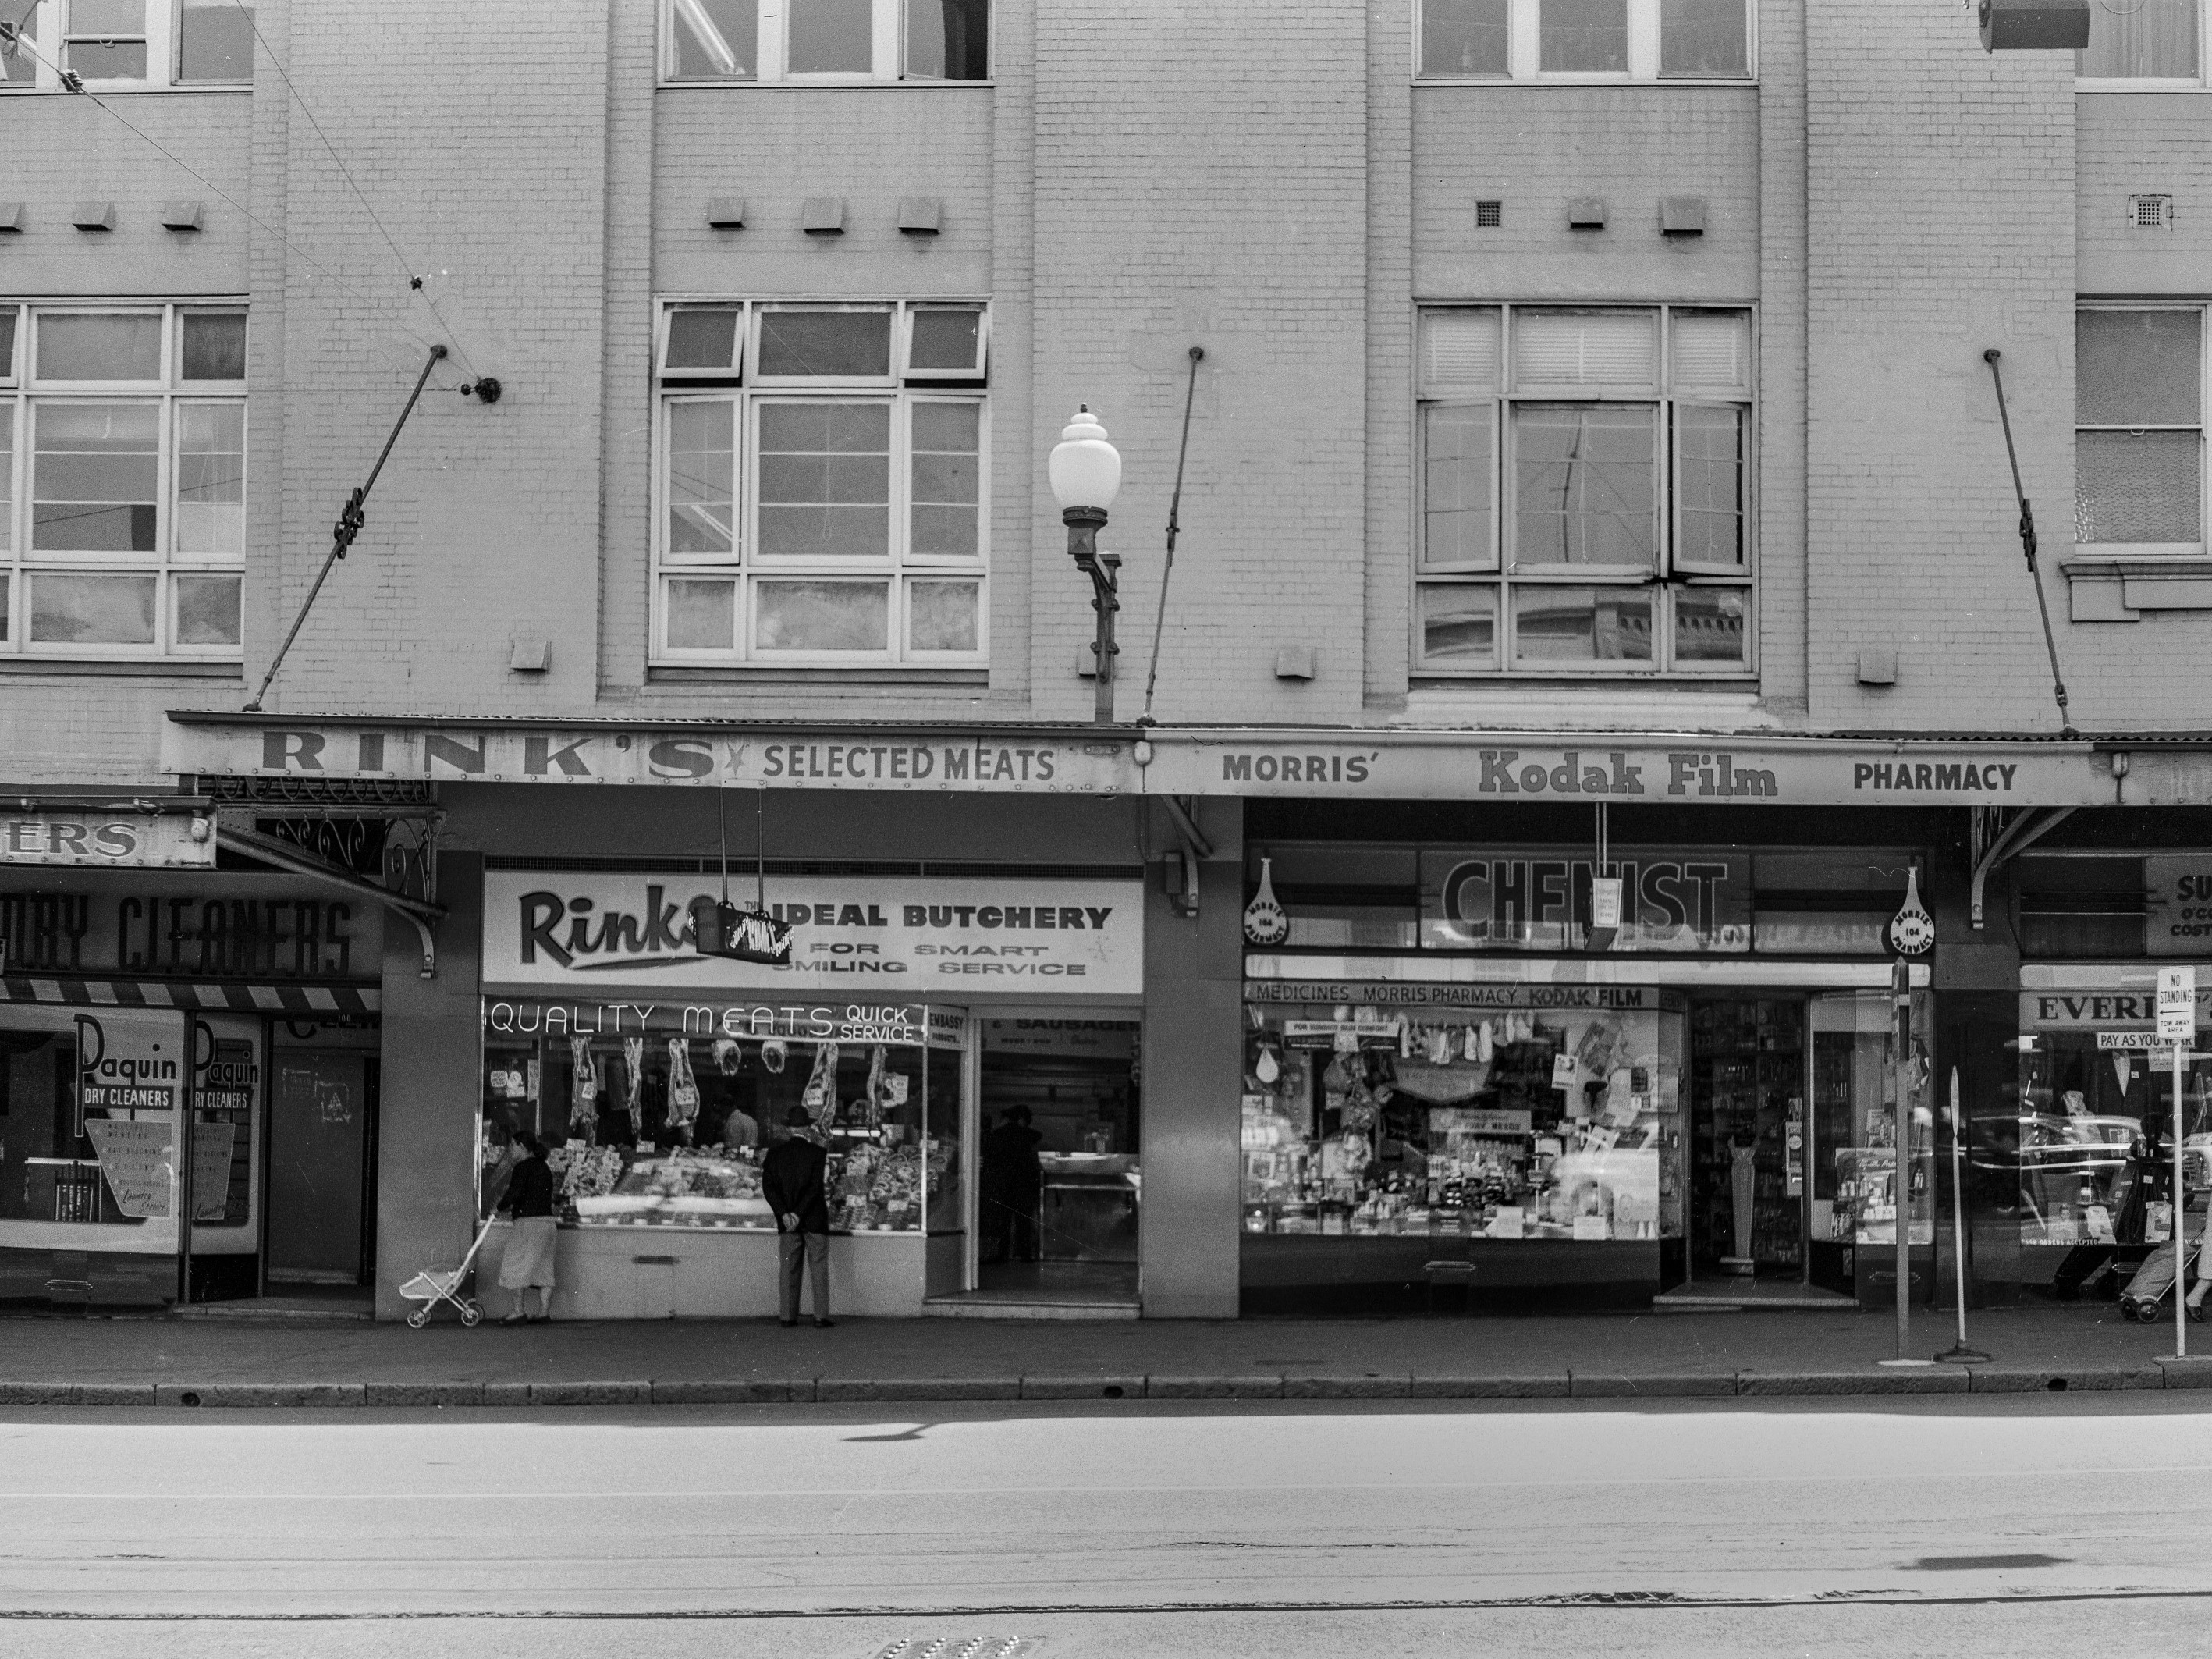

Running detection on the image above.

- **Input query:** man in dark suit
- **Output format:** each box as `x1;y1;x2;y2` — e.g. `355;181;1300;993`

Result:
762;1105;833;1327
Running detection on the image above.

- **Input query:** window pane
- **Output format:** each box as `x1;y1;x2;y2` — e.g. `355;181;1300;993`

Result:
757;402;890;558
1677;404;1745;567
66;40;147;78
1422;404;1493;567
174;574;241;646
1541;0;1628;72
671;0;756;77
666;306;740;371
1660;0;1747;76
665;577;735;649
758;309;892;378
2079;0;2196;77
180;311;247;381
1417;584;1497;668
911;401;980;558
37;314;162;382
0;19;30;81
1421;0;1509;76
1512;586;1654;663
1512;404;1658;567
666;400;736;556
1514;310;1656;385
28;573;157;645
788;0;873;73
908;580;979;652
905;0;989;80
2076;431;2201;543
2078;311;2200;425
179;2;254;80
33;403;160;552
1421;309;1500;393
73;0;144;30
0;404;11;553
754;581;889;652
174;403;245;560
0;309;16;378
1671;311;1749;389
909;308;983;374
1674;587;1748;666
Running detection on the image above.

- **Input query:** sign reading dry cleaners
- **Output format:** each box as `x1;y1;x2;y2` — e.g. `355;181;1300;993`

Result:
480;872;1142;998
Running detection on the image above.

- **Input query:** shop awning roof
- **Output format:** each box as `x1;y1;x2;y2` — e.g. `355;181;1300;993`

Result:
0;977;378;1015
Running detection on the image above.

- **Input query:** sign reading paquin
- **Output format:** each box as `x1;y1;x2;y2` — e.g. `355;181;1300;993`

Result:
480;872;1142;997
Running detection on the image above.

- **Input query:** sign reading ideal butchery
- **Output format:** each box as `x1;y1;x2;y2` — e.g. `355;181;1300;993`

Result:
1420;848;1752;953
481;872;1142;998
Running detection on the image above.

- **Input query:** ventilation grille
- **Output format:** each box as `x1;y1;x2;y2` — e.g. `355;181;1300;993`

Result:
2129;194;2174;229
1475;198;1503;227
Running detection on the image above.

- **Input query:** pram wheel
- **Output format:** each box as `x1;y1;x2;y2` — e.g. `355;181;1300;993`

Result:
2137;1302;2164;1324
407;1306;431;1330
459;1301;483;1328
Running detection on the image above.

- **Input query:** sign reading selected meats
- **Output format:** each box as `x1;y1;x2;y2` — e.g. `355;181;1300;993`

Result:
1420;847;1752;953
481;872;1142;998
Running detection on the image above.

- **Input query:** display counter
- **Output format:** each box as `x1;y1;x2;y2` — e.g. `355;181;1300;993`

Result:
1039;1153;1139;1263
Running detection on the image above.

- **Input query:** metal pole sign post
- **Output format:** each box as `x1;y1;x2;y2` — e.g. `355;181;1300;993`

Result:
2160;966;2196;1361
1936;1066;1990;1364
1880;957;1934;1366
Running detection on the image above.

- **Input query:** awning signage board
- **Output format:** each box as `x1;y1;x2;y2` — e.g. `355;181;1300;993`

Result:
0;812;212;869
164;716;2185;807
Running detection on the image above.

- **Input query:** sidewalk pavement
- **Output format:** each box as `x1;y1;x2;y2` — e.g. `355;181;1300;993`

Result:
5;1303;2212;1407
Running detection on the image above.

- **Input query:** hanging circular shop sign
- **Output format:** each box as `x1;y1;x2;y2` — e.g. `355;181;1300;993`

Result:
1244;855;1288;947
1888;867;1936;957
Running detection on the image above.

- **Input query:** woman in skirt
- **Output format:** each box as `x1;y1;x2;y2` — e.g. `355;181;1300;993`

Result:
497;1133;558;1323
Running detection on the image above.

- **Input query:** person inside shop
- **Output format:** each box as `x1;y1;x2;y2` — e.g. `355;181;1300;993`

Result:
982;1105;1044;1263
763;1107;833;1328
495;1133;557;1324
721;1096;760;1149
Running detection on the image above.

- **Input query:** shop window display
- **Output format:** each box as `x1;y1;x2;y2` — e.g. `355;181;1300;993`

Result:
1240;995;1684;1242
478;1017;960;1235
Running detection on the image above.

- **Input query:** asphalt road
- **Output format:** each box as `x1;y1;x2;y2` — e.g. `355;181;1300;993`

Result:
4;1394;2209;1657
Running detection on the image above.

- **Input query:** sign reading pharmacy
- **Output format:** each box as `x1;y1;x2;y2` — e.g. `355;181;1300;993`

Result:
481;872;1142;998
164;717;2203;806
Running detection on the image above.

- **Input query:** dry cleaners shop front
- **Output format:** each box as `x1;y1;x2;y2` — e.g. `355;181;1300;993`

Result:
470;869;1142;1320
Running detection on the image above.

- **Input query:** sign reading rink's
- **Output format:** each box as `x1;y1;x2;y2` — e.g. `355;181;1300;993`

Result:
165;718;2192;806
480;872;1142;998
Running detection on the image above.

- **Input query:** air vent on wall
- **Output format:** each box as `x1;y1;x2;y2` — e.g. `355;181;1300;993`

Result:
1475;199;1503;227
2129;194;2174;229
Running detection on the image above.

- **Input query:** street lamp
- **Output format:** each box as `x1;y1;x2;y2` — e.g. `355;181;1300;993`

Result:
1049;406;1124;724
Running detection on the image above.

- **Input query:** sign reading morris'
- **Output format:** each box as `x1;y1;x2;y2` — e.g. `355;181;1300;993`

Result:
481;872;1142;998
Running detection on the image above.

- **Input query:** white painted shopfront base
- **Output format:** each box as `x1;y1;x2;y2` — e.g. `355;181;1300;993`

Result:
475;1224;930;1321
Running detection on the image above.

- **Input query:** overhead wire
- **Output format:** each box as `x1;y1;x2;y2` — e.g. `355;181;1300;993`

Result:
222;0;485;378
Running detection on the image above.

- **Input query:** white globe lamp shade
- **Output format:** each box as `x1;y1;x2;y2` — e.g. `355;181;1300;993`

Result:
1049;407;1122;512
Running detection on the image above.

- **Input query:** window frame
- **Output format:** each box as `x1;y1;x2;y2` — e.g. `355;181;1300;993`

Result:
1412;301;1756;680
0;300;247;660
0;2;254;92
1415;0;1756;85
659;0;992;86
2075;301;2209;557
2074;0;2205;89
650;297;990;669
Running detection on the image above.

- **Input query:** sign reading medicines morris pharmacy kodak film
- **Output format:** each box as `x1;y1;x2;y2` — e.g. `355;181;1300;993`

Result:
480;872;1142;997
1420;848;1752;953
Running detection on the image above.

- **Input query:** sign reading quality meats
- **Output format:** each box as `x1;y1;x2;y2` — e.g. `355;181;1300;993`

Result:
481;872;1142;997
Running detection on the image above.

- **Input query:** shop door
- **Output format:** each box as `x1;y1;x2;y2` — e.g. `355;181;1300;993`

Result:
266;1053;373;1284
1688;1000;1807;1279
1809;992;1889;1295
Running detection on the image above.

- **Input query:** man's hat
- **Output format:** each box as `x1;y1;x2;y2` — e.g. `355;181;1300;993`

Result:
786;1107;813;1128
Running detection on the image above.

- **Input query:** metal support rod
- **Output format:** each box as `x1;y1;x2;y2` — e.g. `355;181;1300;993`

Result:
1937;1066;1992;1363
2178;1039;2189;1360
1066;507;1119;724
176;1013;197;1307
1139;346;1205;726
1982;350;2078;739
1896;961;1912;1359
246;345;447;712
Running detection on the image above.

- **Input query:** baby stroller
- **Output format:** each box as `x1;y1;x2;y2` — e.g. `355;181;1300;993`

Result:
2119;1233;2200;1324
397;1219;495;1329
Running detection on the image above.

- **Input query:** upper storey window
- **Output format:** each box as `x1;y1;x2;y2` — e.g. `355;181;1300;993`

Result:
664;0;988;83
1418;0;1752;81
0;2;253;90
2077;307;2206;554
2076;0;2202;83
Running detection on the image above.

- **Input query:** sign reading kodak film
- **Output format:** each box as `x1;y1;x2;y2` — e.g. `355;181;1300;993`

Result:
1420;848;1752;954
480;872;1142;997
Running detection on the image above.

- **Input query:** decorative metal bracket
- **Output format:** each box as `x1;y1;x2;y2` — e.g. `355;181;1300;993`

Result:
1969;805;2077;929
219;820;447;976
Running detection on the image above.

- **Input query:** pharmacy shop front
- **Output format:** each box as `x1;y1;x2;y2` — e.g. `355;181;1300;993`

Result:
472;869;1143;1320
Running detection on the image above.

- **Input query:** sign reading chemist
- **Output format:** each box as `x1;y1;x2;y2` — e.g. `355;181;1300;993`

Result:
481;872;1142;997
1420;847;1752;953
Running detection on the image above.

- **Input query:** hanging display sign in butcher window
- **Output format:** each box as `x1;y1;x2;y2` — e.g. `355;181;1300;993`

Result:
1419;848;1752;954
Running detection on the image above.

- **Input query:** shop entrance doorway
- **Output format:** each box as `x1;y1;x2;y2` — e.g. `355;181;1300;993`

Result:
1664;996;1856;1309
265;1045;378;1289
934;1015;1141;1316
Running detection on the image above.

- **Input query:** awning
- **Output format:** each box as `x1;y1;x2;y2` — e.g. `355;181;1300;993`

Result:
0;977;378;1015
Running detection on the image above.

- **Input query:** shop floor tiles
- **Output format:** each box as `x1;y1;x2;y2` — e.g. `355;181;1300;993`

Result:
1653;1277;1859;1311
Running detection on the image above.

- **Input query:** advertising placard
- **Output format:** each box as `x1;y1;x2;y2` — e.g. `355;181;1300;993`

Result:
1420;848;1752;953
